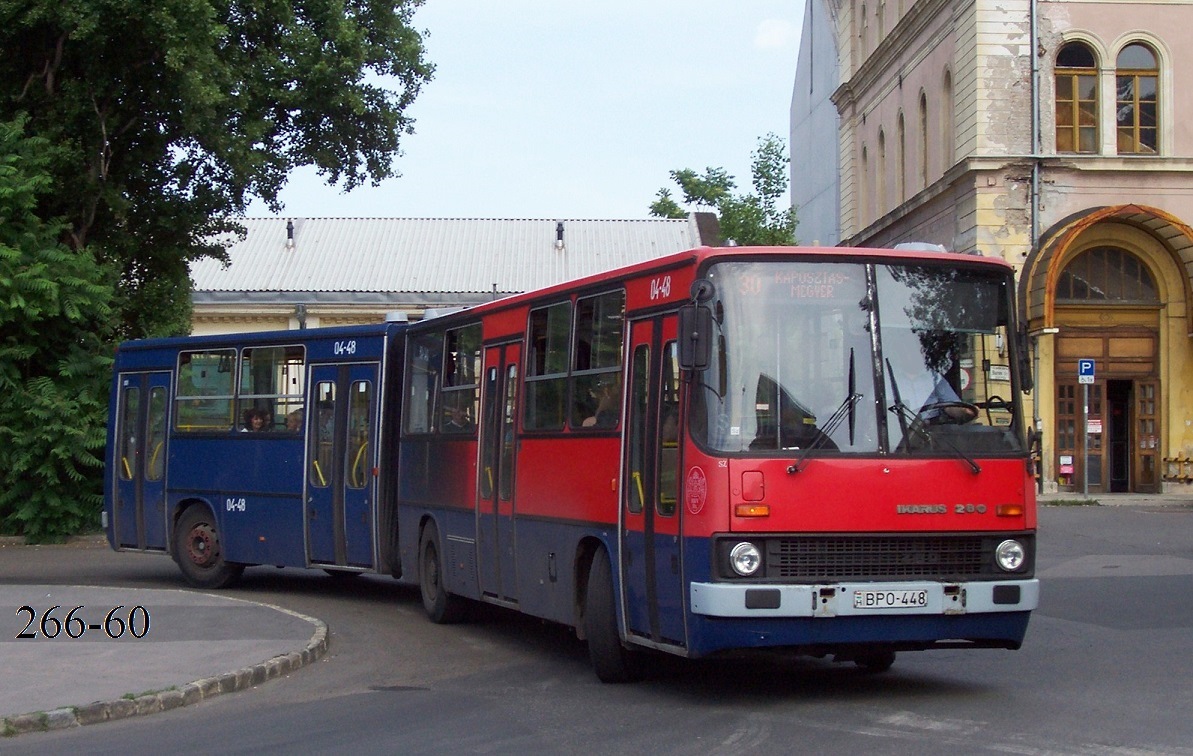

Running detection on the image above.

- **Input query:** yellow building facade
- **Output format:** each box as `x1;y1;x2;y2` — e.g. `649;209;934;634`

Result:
791;0;1193;492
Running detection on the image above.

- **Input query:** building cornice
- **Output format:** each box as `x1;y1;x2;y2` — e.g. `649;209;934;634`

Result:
831;0;955;112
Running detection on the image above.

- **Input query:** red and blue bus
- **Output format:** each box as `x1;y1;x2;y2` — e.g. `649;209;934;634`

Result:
105;245;1038;681
398;245;1037;680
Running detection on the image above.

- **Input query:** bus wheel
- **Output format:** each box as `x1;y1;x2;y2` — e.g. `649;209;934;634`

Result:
419;522;466;624
855;649;896;673
174;506;244;589
584;547;642;683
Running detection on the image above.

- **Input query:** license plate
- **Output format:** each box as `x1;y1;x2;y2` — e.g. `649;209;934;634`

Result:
853;589;929;609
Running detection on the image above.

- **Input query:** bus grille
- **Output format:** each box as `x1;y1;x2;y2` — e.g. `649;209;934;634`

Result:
767;536;989;580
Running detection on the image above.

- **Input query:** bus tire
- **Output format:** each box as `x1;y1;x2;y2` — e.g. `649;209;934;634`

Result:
855;648;896;673
173;505;244;589
584;547;642;683
419;522;467;624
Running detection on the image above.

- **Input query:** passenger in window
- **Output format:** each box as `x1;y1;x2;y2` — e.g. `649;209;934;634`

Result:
243;408;271;432
285;409;304;432
583;377;621;428
318;405;335;441
444;405;474;432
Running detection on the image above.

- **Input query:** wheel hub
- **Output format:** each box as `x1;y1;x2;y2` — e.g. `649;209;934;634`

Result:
187;524;218;567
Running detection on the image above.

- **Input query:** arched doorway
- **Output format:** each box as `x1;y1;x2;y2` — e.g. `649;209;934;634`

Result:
1053;245;1160;493
1020;204;1193;494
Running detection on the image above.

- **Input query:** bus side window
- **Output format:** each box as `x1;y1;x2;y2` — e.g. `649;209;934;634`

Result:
571;290;625;429
524;301;570;431
119;385;140;480
175;349;236;431
405;331;442;434
346;381;371;489
146;387;168;481
310;381;336;488
441;323;481;434
239;345;305;432
657;342;680;516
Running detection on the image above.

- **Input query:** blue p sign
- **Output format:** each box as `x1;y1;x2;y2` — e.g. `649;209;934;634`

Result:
1078;359;1095;384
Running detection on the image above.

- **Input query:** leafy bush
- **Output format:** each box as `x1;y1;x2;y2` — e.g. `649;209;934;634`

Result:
0;117;114;542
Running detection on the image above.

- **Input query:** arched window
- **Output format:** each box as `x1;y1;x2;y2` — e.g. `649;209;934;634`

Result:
918;92;928;190
860;145;869;227
877;129;887;217
1055;42;1098;153
1116;43;1158;154
1056;247;1158;302
942;70;954;170
860;4;869;55
897;112;906;203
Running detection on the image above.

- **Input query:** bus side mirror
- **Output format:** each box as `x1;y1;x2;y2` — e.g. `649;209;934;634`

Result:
678;304;712;371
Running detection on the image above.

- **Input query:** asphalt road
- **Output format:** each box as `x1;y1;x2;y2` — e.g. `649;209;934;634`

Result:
3;503;1192;755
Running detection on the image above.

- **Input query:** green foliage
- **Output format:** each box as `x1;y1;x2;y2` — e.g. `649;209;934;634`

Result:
650;133;799;246
0;1;433;537
0;118;113;541
648;188;688;220
0;0;434;339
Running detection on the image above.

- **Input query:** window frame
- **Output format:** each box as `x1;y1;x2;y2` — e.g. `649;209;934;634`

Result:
1055;41;1099;154
1115;42;1159;155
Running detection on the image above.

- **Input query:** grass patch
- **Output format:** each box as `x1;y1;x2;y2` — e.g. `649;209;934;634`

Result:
122;686;178;700
1044;498;1100;506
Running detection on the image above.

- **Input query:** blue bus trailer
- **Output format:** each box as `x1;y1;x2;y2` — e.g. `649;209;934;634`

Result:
104;322;406;588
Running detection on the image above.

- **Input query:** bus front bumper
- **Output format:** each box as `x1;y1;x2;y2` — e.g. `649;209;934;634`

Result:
690;578;1039;618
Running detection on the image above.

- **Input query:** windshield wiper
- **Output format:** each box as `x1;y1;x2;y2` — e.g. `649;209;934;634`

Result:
887;401;981;475
787;393;862;474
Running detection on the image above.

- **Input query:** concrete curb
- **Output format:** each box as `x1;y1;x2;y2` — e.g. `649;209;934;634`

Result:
1;604;329;738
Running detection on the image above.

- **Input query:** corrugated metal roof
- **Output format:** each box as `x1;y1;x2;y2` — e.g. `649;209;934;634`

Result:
191;216;710;300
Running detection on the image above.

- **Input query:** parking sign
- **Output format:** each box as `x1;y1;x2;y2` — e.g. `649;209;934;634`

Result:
1078;359;1095;385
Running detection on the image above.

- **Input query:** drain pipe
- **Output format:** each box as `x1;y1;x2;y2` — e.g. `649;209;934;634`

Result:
1029;0;1044;492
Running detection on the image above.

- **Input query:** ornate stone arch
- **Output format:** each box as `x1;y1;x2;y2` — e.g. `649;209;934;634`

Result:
1019;204;1193;331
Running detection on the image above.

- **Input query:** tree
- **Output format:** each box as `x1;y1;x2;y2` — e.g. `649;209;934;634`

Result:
0;1;434;538
0;117;113;541
1;0;435;338
649;133;798;246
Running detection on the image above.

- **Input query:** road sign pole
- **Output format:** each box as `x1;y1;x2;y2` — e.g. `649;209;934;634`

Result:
1077;358;1095;497
1082;383;1089;497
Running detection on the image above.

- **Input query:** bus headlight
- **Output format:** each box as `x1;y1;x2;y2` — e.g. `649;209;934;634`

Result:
995;539;1026;572
729;542;763;577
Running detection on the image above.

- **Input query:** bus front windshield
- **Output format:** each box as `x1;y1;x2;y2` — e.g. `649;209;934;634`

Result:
690;259;1024;457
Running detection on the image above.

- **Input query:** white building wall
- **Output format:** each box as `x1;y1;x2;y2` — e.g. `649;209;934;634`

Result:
791;0;844;245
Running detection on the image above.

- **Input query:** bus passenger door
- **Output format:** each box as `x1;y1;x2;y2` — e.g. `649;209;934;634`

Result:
477;343;520;602
621;316;685;647
114;371;171;551
307;362;379;568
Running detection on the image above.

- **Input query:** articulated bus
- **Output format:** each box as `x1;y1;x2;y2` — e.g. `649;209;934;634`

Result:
105;246;1038;681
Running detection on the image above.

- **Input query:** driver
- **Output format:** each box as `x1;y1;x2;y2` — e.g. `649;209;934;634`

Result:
919;373;976;423
885;334;977;425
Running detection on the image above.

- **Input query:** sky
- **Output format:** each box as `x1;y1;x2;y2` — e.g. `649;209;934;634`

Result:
246;1;806;220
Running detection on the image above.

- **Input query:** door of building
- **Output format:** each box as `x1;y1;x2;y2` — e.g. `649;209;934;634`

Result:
1054;328;1159;493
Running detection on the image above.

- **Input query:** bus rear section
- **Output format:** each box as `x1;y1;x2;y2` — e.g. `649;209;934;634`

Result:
104;323;405;587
